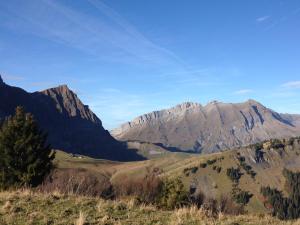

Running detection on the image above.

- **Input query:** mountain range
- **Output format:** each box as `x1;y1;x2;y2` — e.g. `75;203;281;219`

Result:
0;76;144;161
2;75;300;159
112;100;300;154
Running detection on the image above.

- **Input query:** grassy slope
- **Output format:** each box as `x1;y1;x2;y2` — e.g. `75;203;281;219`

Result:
54;138;300;214
1;191;300;225
1;140;300;224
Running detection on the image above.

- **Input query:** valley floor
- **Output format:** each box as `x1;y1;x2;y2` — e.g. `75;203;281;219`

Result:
0;191;300;225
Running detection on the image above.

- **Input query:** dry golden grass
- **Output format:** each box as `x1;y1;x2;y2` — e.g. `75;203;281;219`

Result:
0;190;300;225
74;211;86;225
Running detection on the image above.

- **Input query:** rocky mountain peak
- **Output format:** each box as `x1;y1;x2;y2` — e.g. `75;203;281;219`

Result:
56;84;70;91
207;100;220;105
176;102;201;109
44;84;72;94
246;99;262;106
171;102;202;113
40;85;100;124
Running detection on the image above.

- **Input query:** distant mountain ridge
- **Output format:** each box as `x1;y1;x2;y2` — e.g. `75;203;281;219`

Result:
0;76;144;161
112;100;300;154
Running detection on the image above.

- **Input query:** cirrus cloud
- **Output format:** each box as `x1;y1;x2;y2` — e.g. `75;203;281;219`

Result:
233;89;254;95
256;16;270;23
282;81;300;89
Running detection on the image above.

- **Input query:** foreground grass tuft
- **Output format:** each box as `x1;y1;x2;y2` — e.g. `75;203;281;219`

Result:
0;190;300;225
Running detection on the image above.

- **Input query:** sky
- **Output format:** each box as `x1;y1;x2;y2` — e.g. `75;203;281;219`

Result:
0;0;300;129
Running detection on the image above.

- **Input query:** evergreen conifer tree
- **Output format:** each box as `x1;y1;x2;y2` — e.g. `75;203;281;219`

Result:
0;106;55;189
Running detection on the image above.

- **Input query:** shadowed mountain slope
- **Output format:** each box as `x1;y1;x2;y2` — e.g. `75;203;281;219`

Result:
0;76;144;161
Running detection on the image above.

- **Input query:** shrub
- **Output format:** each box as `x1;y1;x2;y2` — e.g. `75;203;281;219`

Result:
190;167;198;174
233;191;253;205
216;167;222;173
261;169;300;220
254;143;263;151
202;196;245;216
39;168;113;198
207;159;217;165
242;164;252;172
0;107;54;189
189;190;244;216
255;148;264;163
261;187;287;219
200;163;207;168
249;171;257;178
236;155;256;179
183;168;190;176
202;198;218;214
114;168;163;204
270;139;285;149
227;168;242;183
189;189;205;208
183;167;198;176
238;156;246;162
157;178;189;209
219;195;245;215
287;138;295;146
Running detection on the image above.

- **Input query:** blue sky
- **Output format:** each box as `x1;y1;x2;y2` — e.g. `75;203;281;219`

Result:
0;0;300;129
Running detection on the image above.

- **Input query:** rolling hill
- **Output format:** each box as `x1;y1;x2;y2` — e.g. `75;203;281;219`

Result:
53;137;300;214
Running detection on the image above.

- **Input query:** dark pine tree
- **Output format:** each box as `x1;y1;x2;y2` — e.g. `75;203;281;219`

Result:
0;106;55;189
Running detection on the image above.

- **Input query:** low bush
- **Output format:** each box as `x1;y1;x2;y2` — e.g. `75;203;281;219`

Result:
254;143;263;151
200;163;207;168
183;167;198;176
261;169;300;220
193;193;244;216
191;167;198;174
114;168;163;204
255;148;265;163
189;189;205;208
39;168;113;198
202;198;218;214
233;191;253;205
227;168;242;183
212;166;222;173
287;137;295;146
157;178;189;210
239;161;256;179
238;156;246;163
219;195;245;215
207;159;217;165
270;139;285;149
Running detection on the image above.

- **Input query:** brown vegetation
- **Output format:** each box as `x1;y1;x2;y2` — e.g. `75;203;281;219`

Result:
39;168;113;199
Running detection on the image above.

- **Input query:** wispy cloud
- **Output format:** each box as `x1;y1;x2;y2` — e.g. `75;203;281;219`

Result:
84;88;146;129
256;16;270;23
1;74;25;81
282;81;300;89
0;0;185;70
234;89;253;95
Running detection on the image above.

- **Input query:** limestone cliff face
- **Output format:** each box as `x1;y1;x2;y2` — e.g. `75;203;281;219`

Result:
0;76;143;161
112;100;300;154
